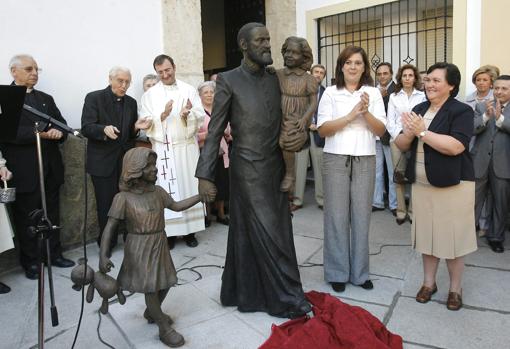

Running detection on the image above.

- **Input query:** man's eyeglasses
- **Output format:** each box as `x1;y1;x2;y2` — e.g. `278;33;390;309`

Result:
18;66;42;74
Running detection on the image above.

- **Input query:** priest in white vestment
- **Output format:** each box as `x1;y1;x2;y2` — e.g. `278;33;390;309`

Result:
139;55;205;247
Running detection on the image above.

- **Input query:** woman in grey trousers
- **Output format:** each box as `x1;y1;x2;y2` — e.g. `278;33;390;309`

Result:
317;46;386;292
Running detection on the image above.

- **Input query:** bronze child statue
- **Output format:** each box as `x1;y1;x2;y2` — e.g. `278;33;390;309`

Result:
99;147;202;348
276;36;318;193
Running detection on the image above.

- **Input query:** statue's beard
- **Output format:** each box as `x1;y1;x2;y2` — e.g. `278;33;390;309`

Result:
247;49;273;66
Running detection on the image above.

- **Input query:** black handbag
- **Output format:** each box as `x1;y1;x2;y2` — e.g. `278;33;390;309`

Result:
393;152;411;184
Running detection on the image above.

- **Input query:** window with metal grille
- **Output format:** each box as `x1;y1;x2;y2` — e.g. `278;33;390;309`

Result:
317;0;453;86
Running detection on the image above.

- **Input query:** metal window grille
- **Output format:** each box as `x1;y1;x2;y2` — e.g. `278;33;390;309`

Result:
317;0;453;86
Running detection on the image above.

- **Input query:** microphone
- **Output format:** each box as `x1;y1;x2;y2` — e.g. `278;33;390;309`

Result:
23;104;81;137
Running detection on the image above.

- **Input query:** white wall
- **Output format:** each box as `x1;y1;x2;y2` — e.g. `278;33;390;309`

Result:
296;0;346;38
0;0;163;128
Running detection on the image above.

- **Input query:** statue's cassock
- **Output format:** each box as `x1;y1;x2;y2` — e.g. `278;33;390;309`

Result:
195;62;309;318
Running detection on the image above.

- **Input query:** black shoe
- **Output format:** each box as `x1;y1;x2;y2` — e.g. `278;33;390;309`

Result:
371;206;384;212
488;240;504;253
52;256;76;268
184;234;198;248
357;280;374;290
217;216;230;226
391;209;397;216
167;236;176;250
331;282;346;292
0;282;11;294
24;265;39;280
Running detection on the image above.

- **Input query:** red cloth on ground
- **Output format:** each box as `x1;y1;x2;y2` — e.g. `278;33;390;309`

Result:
259;291;403;349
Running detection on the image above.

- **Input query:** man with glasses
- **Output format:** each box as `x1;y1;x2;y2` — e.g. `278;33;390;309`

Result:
140;54;205;249
81;66;149;251
1;54;75;279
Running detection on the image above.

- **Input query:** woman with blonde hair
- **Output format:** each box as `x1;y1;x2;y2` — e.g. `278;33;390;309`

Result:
465;65;500;110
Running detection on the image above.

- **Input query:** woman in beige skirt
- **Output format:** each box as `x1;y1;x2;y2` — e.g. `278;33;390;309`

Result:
395;63;477;311
0;151;14;294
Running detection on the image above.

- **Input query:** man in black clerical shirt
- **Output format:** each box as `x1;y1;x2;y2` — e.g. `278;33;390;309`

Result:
1;54;75;279
81;67;150;250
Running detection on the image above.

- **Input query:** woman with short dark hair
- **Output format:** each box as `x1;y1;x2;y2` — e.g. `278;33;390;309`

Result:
317;46;386;293
395;62;477;311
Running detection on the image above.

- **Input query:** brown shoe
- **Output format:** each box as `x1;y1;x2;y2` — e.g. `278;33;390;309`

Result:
415;284;437;303
446;291;463;311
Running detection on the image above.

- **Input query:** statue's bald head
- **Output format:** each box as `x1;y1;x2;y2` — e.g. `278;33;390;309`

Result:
237;22;265;50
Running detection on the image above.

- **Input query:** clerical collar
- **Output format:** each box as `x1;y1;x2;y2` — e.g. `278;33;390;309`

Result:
108;86;124;102
163;82;178;90
282;67;306;76
13;81;33;93
241;60;265;76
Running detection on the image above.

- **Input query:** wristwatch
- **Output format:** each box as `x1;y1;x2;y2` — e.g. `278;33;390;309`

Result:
418;130;426;139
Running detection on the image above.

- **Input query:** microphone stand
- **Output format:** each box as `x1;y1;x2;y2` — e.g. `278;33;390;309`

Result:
23;106;82;349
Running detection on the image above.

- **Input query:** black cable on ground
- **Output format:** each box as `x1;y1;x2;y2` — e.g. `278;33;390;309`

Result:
176;264;224;285
97;312;116;349
71;136;88;349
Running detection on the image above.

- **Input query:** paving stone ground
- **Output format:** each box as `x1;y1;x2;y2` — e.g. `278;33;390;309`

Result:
0;184;509;349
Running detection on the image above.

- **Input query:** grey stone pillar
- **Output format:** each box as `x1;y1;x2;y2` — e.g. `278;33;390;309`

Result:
265;0;297;69
60;136;99;248
161;0;204;87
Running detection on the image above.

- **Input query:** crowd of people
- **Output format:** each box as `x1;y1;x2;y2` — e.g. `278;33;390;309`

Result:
0;26;507;331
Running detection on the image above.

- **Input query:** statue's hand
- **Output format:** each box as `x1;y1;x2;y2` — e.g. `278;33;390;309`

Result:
266;66;276;75
280;118;307;151
296;117;308;133
99;256;114;274
198;179;217;203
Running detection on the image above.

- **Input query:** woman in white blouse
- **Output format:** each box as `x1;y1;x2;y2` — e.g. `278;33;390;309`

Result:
317;46;386;292
386;64;426;225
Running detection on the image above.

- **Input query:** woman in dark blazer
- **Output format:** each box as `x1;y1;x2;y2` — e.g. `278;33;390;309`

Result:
394;63;477;311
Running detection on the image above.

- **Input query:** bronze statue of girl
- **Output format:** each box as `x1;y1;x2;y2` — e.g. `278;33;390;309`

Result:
277;36;318;193
99;147;202;348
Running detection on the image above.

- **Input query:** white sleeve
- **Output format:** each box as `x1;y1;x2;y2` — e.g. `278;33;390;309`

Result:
141;91;164;143
185;87;206;138
496;114;505;128
317;89;334;128
386;95;401;139
369;88;387;125
0;151;5;168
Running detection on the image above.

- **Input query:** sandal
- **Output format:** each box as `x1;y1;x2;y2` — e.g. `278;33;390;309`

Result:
446;290;463;311
415;284;437;303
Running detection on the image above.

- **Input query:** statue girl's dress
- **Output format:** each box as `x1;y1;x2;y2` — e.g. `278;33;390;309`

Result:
99;147;201;348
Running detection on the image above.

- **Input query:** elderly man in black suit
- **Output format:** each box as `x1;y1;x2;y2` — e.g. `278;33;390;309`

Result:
1;54;75;279
81;67;150;249
472;75;510;253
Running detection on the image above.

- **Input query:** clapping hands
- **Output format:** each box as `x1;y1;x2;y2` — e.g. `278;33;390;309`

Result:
401;111;425;137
